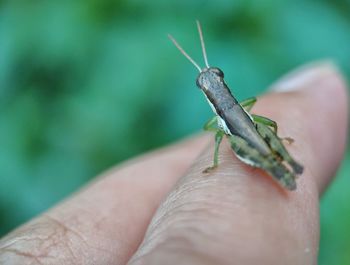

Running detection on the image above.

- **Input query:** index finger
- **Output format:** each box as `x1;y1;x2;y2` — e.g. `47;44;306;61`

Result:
0;135;209;264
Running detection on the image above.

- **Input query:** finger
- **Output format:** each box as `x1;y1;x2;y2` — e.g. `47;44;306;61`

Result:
0;135;209;265
128;62;348;265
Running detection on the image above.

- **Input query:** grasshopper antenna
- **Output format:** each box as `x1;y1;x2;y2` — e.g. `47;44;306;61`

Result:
168;34;202;72
196;20;209;68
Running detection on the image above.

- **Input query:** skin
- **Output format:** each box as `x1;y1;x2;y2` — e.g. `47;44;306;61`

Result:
0;62;348;265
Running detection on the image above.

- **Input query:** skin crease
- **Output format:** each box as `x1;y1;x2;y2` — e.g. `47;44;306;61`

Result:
0;62;348;265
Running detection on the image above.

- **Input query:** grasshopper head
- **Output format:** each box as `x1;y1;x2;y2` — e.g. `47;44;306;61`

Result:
196;67;225;92
196;67;234;115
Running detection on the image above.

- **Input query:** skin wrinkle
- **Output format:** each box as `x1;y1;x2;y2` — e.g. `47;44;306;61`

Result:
44;213;117;262
147;197;242;241
133;236;224;265
0;248;48;265
130;161;257;259
53;185;143;262
42;215;80;263
134;193;300;264
0;217;79;265
46;199;124;259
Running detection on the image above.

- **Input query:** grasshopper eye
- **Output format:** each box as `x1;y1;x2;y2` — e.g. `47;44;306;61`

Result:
211;67;224;78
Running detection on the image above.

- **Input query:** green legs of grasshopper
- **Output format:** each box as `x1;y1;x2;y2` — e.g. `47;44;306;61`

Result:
203;97;301;190
240;97;294;143
203;118;224;173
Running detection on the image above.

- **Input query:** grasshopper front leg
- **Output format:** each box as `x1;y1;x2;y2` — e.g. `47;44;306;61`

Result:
203;116;225;173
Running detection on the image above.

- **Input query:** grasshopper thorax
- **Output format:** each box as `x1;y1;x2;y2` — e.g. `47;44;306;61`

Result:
196;66;237;118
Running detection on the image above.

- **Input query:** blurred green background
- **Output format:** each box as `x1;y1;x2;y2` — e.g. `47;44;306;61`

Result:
0;0;349;264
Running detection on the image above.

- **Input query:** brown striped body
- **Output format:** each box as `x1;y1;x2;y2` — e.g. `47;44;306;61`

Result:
196;67;271;156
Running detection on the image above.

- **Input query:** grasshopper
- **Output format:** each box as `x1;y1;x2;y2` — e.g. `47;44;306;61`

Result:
169;21;303;190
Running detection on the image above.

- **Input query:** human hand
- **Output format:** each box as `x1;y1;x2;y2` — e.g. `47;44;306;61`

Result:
0;62;348;265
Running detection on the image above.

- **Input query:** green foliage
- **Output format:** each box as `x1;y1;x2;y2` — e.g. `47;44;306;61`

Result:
0;1;349;263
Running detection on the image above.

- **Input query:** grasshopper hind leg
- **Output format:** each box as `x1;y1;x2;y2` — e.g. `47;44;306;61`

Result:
229;135;297;190
252;114;295;144
255;123;304;175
